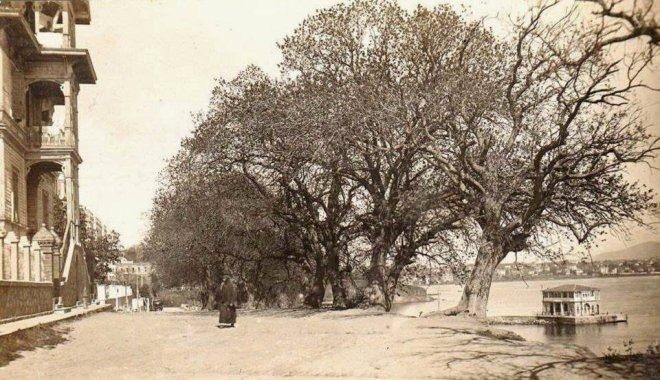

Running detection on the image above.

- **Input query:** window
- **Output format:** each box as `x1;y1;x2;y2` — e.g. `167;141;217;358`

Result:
42;190;50;226
11;170;19;223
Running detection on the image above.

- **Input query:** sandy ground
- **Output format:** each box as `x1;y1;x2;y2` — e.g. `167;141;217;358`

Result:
0;308;646;379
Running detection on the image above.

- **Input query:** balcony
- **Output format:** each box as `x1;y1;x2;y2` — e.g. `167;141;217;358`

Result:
25;81;77;151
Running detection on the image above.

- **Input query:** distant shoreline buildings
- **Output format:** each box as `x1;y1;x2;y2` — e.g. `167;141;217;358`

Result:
414;258;659;286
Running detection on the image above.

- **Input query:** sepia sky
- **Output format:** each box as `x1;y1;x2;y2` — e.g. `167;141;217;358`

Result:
75;0;658;252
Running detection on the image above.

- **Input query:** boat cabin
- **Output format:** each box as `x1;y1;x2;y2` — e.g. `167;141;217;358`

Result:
541;284;600;317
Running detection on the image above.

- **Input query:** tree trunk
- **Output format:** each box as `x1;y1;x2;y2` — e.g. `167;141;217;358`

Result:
327;263;347;309
447;240;506;318
330;278;347;308
340;273;362;308
304;266;325;308
202;268;216;310
384;244;416;312
365;248;387;309
365;227;392;309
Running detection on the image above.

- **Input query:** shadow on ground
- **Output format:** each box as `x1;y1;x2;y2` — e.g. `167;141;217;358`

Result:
0;324;70;367
412;323;658;379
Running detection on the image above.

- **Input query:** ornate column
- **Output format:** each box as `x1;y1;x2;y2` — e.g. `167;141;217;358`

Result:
73;82;79;148
61;80;73;146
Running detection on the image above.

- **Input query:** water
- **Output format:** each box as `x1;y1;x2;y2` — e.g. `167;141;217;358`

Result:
396;276;660;355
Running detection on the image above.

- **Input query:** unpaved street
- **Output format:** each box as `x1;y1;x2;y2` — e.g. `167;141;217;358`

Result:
0;309;639;379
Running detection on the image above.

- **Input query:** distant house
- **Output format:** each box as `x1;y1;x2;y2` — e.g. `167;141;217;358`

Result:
107;257;152;282
541;284;600;316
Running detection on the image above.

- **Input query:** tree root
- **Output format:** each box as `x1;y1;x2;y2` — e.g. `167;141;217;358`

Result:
440;305;468;316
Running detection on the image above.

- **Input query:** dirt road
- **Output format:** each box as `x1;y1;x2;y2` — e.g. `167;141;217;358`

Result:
0;308;643;379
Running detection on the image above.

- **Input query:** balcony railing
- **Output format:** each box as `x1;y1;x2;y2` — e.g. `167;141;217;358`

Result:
36;31;65;48
29;125;75;149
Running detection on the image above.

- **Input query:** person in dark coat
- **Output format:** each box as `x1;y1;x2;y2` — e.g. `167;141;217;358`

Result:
217;277;237;327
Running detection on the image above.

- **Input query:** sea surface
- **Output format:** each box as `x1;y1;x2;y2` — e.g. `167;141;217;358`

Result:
395;276;660;355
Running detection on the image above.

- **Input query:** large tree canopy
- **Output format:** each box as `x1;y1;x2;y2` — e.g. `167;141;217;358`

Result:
145;0;658;315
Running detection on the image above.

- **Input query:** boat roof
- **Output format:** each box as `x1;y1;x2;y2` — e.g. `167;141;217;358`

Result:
544;284;599;292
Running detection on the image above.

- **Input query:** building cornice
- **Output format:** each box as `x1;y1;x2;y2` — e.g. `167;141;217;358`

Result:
26;147;83;166
32;48;96;84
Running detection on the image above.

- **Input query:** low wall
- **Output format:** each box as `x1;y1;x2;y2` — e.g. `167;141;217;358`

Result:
104;295;135;310
0;281;54;320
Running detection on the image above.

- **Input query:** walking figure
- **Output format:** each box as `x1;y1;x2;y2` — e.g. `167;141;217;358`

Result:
217;276;237;328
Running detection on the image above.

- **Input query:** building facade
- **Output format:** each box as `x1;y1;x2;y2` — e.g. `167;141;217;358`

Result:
0;1;95;320
107;257;151;282
81;205;108;240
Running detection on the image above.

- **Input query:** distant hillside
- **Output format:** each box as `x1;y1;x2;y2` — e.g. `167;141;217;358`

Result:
595;241;660;261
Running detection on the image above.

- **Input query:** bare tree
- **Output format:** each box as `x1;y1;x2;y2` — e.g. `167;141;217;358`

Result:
435;0;659;317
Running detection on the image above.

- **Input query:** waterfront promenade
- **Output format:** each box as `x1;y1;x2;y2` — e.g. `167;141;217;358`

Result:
0;304;111;337
0;308;649;379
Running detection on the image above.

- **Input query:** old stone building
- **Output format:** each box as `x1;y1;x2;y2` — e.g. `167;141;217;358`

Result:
81;205;108;240
0;0;94;321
